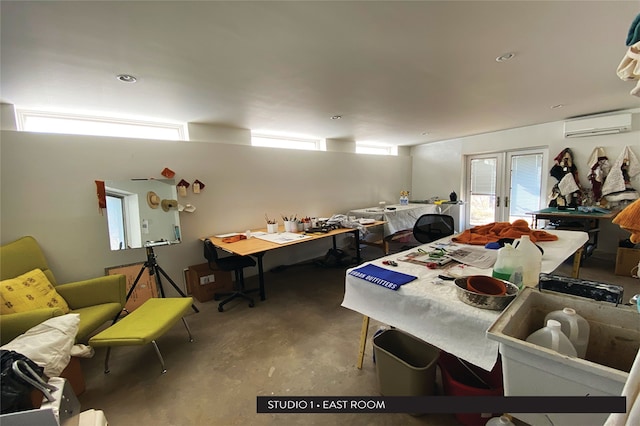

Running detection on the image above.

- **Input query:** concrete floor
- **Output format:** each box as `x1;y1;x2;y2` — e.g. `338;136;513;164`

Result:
77;246;639;425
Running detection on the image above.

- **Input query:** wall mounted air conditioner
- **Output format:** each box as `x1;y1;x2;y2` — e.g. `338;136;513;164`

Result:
563;113;632;138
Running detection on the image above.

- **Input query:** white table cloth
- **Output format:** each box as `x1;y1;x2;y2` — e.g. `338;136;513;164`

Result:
348;203;439;236
341;229;589;371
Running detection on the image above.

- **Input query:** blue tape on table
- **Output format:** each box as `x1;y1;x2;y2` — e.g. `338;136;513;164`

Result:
348;264;417;291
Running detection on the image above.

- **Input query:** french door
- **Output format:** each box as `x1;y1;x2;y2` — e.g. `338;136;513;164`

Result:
465;149;547;227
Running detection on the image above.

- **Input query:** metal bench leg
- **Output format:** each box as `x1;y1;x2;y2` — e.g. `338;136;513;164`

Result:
182;317;194;342
151;340;167;374
104;347;111;374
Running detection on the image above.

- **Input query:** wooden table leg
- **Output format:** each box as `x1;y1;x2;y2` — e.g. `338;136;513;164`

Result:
572;246;583;278
357;315;370;369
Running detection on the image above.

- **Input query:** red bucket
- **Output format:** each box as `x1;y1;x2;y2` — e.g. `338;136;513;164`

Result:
438;351;503;426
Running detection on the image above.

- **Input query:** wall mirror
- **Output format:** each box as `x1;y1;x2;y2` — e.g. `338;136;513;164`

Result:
104;179;181;250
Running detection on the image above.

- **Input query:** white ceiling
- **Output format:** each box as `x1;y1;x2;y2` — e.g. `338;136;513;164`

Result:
1;1;639;146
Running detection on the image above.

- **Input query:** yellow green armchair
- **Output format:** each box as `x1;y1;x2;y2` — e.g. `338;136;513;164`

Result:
0;236;126;344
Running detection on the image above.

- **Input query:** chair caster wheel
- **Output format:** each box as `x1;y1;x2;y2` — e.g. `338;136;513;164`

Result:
249;302;255;308
218;306;224;312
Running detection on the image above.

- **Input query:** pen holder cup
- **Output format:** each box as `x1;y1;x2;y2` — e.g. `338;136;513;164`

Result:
267;223;278;234
284;221;297;232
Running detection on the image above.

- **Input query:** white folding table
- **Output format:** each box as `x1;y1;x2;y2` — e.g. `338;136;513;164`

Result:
341;229;589;371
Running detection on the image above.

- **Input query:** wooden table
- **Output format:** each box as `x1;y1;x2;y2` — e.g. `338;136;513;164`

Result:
202;221;385;301
528;207;619;262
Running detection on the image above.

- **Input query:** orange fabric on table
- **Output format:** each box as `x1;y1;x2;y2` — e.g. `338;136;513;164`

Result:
452;219;559;245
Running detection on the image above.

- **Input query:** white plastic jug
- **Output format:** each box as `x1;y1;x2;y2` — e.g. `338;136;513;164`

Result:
486;415;515;426
544;307;590;358
515;235;542;288
525;319;577;357
492;244;524;289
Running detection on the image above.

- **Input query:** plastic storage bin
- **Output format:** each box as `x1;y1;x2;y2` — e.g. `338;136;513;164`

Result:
372;329;440;397
438;351;504;426
487;287;640;426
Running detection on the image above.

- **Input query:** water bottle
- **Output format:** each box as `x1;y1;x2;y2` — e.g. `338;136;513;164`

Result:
526;319;577;357
544;308;590;358
492;244;524;289
516;235;542;287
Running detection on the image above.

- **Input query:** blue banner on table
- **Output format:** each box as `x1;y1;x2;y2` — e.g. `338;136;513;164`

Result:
348;264;417;290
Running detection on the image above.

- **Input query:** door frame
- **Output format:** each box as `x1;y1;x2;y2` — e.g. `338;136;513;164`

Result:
464;147;549;226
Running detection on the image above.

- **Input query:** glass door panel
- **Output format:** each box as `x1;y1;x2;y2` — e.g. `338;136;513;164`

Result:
468;157;499;227
508;152;543;225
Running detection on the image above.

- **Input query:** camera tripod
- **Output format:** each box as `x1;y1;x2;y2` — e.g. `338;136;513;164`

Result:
126;244;199;314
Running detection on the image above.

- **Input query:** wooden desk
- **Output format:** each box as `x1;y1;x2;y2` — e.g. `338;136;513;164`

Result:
342;229;589;370
528;207;619;261
203;221;385;301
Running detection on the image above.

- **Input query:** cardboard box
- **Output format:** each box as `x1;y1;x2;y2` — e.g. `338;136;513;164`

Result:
186;263;233;303
106;263;159;312
615;247;640;277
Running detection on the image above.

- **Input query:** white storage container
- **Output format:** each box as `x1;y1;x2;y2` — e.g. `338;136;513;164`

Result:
487;287;640;426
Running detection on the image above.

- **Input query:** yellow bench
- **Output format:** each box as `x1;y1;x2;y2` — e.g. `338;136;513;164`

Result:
89;297;194;374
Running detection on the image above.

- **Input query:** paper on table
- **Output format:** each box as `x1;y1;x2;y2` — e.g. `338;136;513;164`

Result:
445;246;497;269
253;232;311;244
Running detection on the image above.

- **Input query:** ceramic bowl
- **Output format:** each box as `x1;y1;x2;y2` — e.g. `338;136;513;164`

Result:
454;277;519;311
466;275;507;296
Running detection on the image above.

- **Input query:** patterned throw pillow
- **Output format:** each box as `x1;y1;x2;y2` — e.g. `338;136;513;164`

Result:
0;268;70;314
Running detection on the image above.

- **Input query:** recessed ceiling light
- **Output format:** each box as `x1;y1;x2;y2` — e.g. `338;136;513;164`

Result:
116;74;137;83
331;115;342;120
495;52;515;63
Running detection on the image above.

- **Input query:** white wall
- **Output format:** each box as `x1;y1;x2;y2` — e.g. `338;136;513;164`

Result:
411;109;640;254
0;130;411;293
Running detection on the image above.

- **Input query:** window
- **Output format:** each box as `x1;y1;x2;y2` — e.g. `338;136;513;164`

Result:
355;142;397;156
106;195;127;251
251;133;325;151
15;109;187;141
105;186;142;250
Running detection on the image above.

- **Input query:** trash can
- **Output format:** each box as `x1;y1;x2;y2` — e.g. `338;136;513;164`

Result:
372;329;440;396
438;351;504;426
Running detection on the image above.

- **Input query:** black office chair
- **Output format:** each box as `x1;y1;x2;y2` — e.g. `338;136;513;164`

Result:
413;214;456;244
203;239;257;312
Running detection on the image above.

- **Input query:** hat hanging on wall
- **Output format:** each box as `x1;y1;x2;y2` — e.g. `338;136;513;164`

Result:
178;203;197;213
147;191;160;209
161;199;178;212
